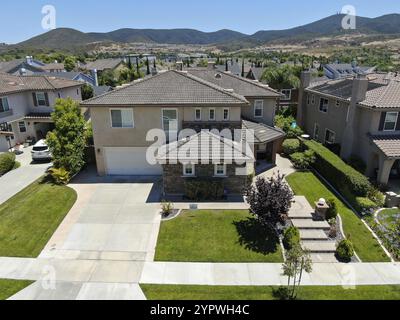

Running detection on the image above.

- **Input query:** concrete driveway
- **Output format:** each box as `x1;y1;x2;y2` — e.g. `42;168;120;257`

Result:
10;170;163;300
0;147;51;205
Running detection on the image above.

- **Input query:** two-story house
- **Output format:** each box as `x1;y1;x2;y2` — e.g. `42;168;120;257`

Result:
82;70;284;197
297;71;400;186
0;73;83;151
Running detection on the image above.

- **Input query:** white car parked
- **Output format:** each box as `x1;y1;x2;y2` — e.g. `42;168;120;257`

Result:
31;140;52;161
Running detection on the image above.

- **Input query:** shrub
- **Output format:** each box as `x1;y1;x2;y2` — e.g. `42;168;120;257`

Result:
348;155;367;174
302;140;372;198
290;150;315;169
275;115;303;139
336;239;354;262
161;201;174;218
0;152;16;176
49;167;70;185
355;197;378;214
326;198;338;220
367;188;385;208
185;179;225;201
283;226;300;250
282;139;301;155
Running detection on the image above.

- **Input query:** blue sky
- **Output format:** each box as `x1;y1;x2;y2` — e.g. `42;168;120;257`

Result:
1;0;400;44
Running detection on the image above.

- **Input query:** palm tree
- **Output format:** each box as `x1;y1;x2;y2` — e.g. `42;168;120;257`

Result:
261;65;300;90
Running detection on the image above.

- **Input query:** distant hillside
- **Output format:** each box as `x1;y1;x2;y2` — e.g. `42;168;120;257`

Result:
7;13;400;52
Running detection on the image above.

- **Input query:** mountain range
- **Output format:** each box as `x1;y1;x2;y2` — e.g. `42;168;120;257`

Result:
6;13;400;51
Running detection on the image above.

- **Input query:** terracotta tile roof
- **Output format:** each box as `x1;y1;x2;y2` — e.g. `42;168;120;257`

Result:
360;81;400;109
81;70;249;107
187;69;281;98
0;72;82;95
242;120;285;143
156;131;254;162
370;134;400;158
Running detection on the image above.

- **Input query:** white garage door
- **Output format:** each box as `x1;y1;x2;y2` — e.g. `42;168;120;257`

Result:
104;147;162;176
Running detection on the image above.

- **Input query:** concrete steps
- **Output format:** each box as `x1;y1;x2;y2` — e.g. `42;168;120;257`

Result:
301;241;337;253
299;229;329;240
288;210;314;219
292;219;330;230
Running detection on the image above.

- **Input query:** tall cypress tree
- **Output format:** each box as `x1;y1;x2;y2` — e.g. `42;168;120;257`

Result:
136;57;140;75
146;57;150;75
241;58;245;77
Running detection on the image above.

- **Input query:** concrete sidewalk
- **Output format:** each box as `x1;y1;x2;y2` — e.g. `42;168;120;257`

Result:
0;147;50;205
140;262;400;286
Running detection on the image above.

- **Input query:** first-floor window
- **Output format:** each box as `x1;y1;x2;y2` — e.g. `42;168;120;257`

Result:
183;164;195;176
314;123;320;140
111;109;134;128
254;100;263;118
18;121;26;133
384;112;398;131
209;108;216;121
223;108;230;121
325;129;336;144
215;164;226;176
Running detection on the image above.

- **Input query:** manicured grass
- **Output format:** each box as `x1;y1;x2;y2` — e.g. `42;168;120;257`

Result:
286;172;390;262
0;279;33;300
378;209;400;227
155;210;283;262
140;284;400;300
0;177;77;257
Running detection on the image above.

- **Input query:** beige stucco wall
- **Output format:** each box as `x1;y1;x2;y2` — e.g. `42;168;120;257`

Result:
241;98;277;126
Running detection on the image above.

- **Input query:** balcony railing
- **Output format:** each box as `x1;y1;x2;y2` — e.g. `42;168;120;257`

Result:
0;109;13;119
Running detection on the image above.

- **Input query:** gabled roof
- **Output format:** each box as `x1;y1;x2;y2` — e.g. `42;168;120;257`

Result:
83;59;123;71
156;130;254;162
0;59;43;73
247;67;264;81
81;70;249;107
361;80;400;109
40;63;65;71
187;69;281;98
242;120;285;143
0;72;83;95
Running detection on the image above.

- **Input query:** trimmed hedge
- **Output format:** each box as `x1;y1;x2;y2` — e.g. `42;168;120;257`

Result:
282;139;301;155
0;152;16;176
283;226;300;250
290;150;316;170
336;239;355;262
302;140;372;199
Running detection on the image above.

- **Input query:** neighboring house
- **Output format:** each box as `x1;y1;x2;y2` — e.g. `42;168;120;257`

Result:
0;73;83;151
82;59;124;74
246;67;264;81
36;72;97;87
323;63;375;80
81;70;284;197
215;60;250;77
0;56;65;75
297;71;400;186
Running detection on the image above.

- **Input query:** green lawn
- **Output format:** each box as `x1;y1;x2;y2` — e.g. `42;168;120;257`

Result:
0;279;33;300
140;284;400;300
377;209;400;227
0;177;77;257
155;210;283;262
286;172;390;262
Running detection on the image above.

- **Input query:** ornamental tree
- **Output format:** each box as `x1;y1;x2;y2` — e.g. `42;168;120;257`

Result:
244;173;294;235
46;98;87;177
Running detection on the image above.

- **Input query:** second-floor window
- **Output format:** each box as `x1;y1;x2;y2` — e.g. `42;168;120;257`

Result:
281;89;292;101
254;100;264;118
111;109;134;128
195;108;202;121
384;112;398;131
319;98;329;113
223;108;230;121
0;97;10;112
34;92;49;107
183;164;195;177
209;108;216;121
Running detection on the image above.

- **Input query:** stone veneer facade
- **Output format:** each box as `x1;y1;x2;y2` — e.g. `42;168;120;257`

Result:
162;163;248;196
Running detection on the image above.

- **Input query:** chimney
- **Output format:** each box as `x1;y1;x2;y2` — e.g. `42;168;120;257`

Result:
176;61;183;71
300;70;312;88
351;74;368;103
296;70;312;127
91;69;99;87
207;61;215;70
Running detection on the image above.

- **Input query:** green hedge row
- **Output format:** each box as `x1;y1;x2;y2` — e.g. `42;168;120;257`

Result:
0;152;16;176
302;140;372;200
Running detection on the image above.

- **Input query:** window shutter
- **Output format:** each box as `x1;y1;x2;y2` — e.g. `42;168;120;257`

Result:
378;112;386;131
396;113;400;131
32;93;38;107
44;93;50;106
